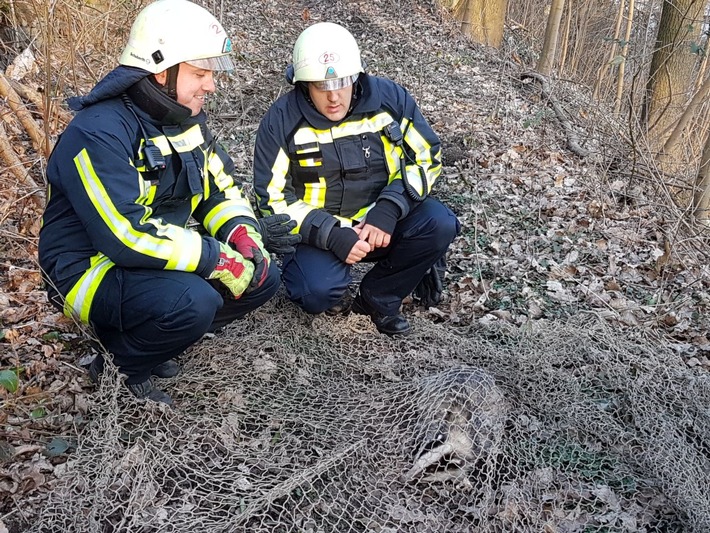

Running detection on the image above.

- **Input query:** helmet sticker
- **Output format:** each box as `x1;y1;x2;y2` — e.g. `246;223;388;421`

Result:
222;37;232;54
318;52;339;64
324;66;338;79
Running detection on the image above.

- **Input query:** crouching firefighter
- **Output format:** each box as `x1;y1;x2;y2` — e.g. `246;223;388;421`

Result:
253;22;460;336
38;0;299;405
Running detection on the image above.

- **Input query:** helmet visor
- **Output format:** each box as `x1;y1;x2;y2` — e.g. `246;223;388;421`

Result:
185;55;235;72
310;74;359;91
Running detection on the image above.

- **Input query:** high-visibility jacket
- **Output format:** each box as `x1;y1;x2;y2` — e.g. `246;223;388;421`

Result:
253;74;442;249
39;67;258;324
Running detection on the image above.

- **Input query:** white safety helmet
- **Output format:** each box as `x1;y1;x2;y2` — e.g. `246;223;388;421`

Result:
119;0;234;74
290;22;364;91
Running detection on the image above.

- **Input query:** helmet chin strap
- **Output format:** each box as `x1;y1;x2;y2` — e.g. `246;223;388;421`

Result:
161;64;180;100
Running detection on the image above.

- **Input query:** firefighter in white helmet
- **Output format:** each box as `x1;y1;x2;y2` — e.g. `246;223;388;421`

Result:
39;0;298;405
254;22;460;336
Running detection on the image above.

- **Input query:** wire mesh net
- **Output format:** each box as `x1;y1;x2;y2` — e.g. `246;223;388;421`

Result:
31;291;709;532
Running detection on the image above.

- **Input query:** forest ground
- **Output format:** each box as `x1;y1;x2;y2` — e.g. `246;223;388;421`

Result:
0;0;709;529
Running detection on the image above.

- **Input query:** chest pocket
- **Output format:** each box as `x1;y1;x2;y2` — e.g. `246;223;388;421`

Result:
333;136;368;180
290;142;323;183
174;148;205;199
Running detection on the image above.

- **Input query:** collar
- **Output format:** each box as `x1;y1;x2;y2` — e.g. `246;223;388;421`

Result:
66;66;151;111
126;76;192;125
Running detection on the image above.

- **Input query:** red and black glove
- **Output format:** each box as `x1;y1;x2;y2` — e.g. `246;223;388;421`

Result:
227;224;269;292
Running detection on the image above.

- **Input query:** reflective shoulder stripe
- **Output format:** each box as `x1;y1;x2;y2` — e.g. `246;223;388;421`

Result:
293;128;332;146
331;112;393;139
63;254;115;323
152;135;171;154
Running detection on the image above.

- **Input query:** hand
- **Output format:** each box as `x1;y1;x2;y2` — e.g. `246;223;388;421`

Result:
227;225;269;292
355;221;391;250
327;226;369;264
345;239;371;265
413;256;447;308
209;243;256;299
257;214;301;254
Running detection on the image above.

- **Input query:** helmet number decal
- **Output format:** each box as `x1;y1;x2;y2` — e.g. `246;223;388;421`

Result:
318;52;339;64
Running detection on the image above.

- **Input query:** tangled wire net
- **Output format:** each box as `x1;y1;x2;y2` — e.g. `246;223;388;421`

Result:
30;290;710;532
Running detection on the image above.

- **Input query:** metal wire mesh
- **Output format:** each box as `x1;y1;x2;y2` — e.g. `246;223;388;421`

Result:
31;292;707;532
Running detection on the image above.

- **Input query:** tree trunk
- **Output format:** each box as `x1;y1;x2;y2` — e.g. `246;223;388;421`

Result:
537;0;566;75
641;0;705;153
693;128;710;225
662;74;710;159
447;0;508;49
558;0;573;75
613;0;635;116
592;0;625;102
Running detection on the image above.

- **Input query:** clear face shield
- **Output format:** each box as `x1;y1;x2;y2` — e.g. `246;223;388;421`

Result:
185;54;235;72
309;73;359;91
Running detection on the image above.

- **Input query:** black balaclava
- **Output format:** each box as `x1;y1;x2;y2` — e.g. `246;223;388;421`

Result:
126;64;192;125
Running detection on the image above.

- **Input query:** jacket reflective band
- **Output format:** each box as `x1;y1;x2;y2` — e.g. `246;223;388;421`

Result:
74;148;203;270
63;254;114;323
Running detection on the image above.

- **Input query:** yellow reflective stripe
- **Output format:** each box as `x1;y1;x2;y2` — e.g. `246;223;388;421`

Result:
350;203;373;222
293;128;332;146
381;136;401;181
63;254;114;323
303;177;326;208
404;121;441;192
334;202;373;228
74;149;202;269
154;225;202;270
282;201;317;233
264;146;320;229
335;215;353;228
292;113;394;145
296;145;322;167
298;158;322;167
154;136;171;154
265;148;291;211
166;124;204;152
331;112;393;139
203;201;256;235
135;168;157;206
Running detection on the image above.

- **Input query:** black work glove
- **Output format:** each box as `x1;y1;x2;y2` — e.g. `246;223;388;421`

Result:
256;214;301;254
326;226;360;263
413;256;447;308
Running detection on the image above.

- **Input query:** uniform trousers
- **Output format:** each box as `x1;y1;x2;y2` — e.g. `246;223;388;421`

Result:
88;262;280;383
282;197;460;316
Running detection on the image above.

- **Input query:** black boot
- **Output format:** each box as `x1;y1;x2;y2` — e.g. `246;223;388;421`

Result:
352;294;411;336
325;292;354;316
125;379;173;406
88;355;173;405
151;359;180;378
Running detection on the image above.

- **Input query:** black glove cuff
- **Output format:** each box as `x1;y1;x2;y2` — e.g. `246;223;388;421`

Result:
364;200;400;235
326;226;360;262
